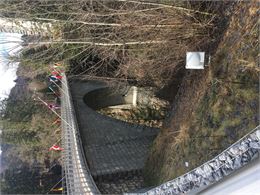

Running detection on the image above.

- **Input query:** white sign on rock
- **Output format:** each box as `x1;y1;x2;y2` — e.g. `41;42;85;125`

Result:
186;52;205;69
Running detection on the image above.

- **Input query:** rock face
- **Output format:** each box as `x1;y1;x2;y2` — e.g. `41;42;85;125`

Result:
28;80;47;92
9;76;30;100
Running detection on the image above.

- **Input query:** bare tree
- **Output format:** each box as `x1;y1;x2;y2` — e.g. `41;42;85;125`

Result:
0;0;216;86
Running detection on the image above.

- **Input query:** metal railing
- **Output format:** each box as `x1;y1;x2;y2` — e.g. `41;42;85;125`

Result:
61;74;100;195
60;73;259;195
131;126;260;195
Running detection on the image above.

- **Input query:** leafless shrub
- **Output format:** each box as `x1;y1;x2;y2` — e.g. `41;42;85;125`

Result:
0;0;217;87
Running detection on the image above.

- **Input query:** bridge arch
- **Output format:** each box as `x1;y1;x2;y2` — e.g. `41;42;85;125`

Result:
61;75;260;195
69;79;160;193
83;86;135;110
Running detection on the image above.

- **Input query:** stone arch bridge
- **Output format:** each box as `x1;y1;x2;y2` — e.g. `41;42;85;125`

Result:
62;76;160;194
61;75;260;195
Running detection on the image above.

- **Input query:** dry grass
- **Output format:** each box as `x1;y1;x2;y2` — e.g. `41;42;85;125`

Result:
145;1;259;185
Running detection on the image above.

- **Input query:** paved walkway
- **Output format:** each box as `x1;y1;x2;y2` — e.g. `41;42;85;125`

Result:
70;79;159;180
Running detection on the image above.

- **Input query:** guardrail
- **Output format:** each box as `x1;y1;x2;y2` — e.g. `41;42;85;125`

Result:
130;126;260;195
60;73;259;195
61;74;100;195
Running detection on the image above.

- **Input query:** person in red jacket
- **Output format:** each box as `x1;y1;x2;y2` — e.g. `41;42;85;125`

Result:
49;145;63;151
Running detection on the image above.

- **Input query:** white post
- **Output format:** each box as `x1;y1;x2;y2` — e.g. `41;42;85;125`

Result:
132;86;137;107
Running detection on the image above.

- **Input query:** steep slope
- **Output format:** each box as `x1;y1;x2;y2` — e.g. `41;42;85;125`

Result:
144;1;259;185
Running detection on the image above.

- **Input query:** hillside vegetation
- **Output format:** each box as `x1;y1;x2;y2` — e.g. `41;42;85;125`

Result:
0;0;258;193
1;0;224;88
0;71;62;194
144;1;259;185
